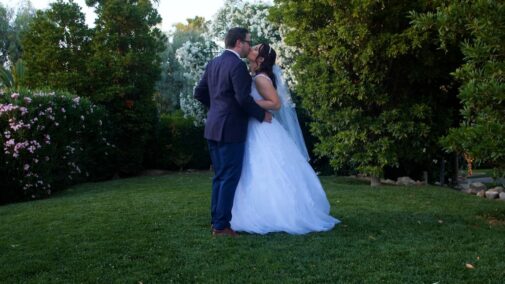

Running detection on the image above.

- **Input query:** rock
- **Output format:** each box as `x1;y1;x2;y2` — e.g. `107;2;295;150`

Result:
397;176;416;186
485;191;499;199
458;186;472;194
500;192;505;201
469;182;487;192
459;183;470;190
476;190;486;198
488;186;504;193
381;179;396;185
463;188;474;194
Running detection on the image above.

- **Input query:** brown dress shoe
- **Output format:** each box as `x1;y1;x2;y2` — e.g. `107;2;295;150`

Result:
212;227;239;237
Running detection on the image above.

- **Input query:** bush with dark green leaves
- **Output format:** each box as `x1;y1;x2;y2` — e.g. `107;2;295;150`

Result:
270;1;462;184
145;111;210;171
411;0;505;177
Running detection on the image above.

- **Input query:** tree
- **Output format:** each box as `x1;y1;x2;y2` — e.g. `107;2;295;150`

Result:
155;16;210;113
174;16;208;34
8;0;36;64
270;1;461;185
21;0;91;95
210;0;279;44
0;4;10;65
86;0;166;175
0;1;35;66
412;0;505;177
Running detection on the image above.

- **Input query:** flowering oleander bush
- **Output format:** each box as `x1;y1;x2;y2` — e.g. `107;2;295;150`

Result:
0;90;115;203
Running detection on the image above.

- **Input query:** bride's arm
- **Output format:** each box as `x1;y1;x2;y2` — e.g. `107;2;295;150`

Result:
254;76;281;111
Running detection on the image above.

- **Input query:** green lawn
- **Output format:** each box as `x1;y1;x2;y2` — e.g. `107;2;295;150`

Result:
1;172;504;283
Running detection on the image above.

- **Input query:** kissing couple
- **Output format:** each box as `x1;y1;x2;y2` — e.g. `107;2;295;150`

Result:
194;27;340;237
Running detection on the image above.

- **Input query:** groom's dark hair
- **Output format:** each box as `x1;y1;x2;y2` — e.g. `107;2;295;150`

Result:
225;27;249;49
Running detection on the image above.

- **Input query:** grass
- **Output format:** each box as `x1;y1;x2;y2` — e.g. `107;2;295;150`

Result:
1;172;504;283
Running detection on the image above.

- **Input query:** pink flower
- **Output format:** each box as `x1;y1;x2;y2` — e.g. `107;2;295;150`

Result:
19;107;28;116
24;164;30;171
27;146;36;153
23;97;32;104
11;93;19;99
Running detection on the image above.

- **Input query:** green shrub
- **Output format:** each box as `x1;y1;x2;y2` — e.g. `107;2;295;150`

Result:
107;98;158;176
146;111;209;171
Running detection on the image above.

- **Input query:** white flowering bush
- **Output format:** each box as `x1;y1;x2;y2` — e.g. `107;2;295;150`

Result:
0;90;115;202
210;0;300;88
175;0;300;122
176;38;221;125
210;0;279;44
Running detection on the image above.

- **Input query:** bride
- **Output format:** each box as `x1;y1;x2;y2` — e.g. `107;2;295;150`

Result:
230;43;340;234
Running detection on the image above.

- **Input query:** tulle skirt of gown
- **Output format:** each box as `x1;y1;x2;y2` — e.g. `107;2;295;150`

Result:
230;118;340;235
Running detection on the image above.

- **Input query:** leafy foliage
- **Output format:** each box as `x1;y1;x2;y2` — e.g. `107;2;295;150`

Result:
0;59;26;91
145;111;210;170
21;0;91;96
270;1;461;181
411;0;505;175
85;0;166;175
0;1;36;66
156;17;213;115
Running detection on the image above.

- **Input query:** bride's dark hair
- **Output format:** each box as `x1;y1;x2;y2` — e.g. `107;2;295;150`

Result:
256;43;277;89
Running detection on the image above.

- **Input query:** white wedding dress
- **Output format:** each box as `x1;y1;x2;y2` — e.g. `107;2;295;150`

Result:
230;74;340;235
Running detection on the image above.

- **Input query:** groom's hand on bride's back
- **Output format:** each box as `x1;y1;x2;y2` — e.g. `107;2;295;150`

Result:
264;112;273;123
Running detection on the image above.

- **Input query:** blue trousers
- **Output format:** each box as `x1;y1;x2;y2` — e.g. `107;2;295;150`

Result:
207;140;245;230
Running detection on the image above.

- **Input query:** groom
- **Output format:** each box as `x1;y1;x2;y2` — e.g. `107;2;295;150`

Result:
194;27;272;237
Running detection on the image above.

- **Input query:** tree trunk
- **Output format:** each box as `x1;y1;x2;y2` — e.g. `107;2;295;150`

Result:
453;153;459;186
440;159;445;185
370;176;381;187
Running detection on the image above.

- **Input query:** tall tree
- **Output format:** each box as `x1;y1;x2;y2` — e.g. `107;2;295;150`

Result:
86;0;166;175
8;0;36;64
156;16;210;113
0;1;35;66
21;0;91;95
412;0;505;176
270;1;461;185
0;4;10;65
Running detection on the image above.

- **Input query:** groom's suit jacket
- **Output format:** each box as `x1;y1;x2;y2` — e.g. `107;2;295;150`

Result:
194;50;265;143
